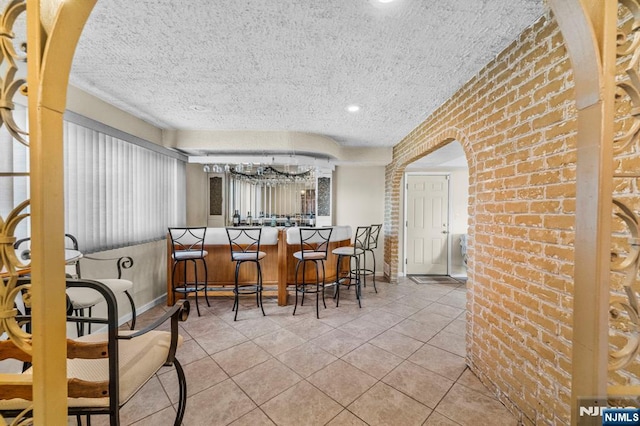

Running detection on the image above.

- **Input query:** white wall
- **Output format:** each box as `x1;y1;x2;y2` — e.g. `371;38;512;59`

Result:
334;165;385;275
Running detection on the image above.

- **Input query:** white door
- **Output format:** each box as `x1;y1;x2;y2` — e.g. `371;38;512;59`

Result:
406;175;449;275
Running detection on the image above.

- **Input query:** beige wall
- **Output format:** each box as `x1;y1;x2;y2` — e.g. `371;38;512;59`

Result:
334;165;385;275
77;240;168;324
66;85;164;146
187;163;209;226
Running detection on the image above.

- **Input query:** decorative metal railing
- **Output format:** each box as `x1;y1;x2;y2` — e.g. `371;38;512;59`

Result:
0;0;31;423
609;0;640;391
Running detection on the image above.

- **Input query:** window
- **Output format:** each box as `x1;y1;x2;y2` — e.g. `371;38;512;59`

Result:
1;108;184;253
63;117;186;253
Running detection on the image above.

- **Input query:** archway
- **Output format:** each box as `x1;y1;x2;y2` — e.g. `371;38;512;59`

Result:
401;140;469;279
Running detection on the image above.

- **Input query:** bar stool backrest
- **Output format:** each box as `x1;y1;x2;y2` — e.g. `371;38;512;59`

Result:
299;227;333;260
226;227;262;260
367;224;382;250
353;226;371;255
168;227;207;257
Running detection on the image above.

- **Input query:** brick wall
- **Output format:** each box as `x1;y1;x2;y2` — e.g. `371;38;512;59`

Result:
384;10;576;424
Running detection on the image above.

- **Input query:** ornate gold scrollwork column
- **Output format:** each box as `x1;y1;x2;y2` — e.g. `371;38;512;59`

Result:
0;1;95;424
607;0;640;399
0;1;34;424
548;1;618;424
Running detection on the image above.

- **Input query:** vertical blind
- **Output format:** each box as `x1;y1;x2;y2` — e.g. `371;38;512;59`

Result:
1;108;185;253
63;121;186;253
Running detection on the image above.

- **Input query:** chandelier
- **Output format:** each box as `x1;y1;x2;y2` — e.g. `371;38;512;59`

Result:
203;163;315;185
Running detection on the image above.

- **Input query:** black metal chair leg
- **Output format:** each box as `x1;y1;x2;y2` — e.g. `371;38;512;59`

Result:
124;290;137;329
371;249;378;293
362;250;367;288
234;261;240;321
174;359;187;426
87;306;93;334
302;261;308;306
321;260;327;310
192;259;201;317
202;259;210;307
258;262;265;316
315;260;320;319
355;257;362;308
335;255;341;307
171;262;179;313
293;260;301;315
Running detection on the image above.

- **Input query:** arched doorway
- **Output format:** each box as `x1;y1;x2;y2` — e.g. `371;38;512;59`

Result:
402;140;468;279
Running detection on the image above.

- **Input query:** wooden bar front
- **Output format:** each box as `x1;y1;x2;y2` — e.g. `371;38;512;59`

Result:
167;228;350;306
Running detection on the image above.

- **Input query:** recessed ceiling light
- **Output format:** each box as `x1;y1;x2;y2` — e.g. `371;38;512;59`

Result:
378;0;395;3
346;104;361;113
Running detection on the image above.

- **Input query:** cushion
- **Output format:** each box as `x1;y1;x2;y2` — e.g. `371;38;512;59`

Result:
332;246;364;256
173;249;208;260
293;250;327;260
67;287;103;310
0;330;183;411
231;251;266;261
95;279;133;293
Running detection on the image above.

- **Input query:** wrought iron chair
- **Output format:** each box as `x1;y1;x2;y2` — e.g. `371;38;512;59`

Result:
226;227;267;321
0;278;190;425
292;227;333;319
168;227;209;316
13;234;137;336
333;226;371;308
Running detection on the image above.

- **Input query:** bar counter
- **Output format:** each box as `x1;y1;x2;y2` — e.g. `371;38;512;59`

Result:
167;226;352;306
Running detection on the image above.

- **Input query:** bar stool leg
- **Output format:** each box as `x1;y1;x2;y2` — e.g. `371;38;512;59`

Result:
233;261;240;320
293;260;301;316
192;260;200;315
370;249;378;293
320;260;327;310
202;259;210;307
258;262;265;316
255;262;260;308
314;260;320;319
301;261;307;307
355;256;362;308
186;259;201;317
362;250;367;288
335;255;342;307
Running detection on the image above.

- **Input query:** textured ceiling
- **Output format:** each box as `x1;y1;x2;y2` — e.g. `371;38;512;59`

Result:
70;0;544;148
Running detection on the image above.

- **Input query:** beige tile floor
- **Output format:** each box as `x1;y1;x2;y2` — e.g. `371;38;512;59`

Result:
81;276;517;425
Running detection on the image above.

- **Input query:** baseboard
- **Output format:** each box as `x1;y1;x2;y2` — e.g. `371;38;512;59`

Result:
449;273;468;279
120;294;167;326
